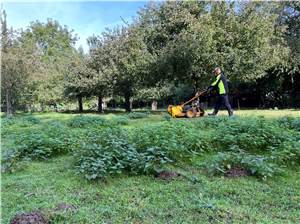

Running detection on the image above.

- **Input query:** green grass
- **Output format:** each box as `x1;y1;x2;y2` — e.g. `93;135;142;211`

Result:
2;110;300;223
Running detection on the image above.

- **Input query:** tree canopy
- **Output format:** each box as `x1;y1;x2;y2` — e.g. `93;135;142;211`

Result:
1;1;300;115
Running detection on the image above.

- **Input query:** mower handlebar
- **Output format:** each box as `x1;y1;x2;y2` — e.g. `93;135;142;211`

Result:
181;90;207;107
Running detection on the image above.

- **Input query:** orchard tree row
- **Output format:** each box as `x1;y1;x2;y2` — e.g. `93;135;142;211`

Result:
1;1;300;115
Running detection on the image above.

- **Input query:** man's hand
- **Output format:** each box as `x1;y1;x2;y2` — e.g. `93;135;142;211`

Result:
195;91;202;97
206;86;213;93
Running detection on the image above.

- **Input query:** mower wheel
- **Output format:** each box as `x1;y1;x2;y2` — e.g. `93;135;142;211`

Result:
186;109;196;118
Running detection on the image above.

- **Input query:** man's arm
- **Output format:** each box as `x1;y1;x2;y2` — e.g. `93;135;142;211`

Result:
207;74;221;92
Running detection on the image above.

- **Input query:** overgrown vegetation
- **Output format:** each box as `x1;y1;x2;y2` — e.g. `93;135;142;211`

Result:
2;113;299;180
76;128;173;180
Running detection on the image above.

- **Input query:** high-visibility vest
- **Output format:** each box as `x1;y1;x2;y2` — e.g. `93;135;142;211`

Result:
210;73;229;95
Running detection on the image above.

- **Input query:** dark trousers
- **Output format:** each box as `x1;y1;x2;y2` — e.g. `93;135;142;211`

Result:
214;94;233;115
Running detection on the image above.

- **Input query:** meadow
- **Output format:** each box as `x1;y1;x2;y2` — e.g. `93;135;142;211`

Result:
1;109;300;223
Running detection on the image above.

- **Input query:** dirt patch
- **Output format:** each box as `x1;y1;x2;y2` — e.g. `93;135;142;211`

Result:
156;171;181;181
225;166;249;178
10;211;48;224
54;203;77;212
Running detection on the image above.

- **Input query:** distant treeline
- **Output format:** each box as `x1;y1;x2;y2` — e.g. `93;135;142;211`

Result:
1;1;299;115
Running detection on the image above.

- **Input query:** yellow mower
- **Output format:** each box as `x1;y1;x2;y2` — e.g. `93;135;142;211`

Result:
168;90;207;118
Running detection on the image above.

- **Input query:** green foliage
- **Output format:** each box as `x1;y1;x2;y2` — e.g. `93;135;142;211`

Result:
205;151;281;179
110;115;130;125
211;117;288;152
2;122;80;172
67;115;108;128
1;116;40;137
2;113;299;180
67;114;130;128
75;128;173;180
2;116;39;128
278;116;300;131
75;117;300;178
130;122;191;159
126;112;150;119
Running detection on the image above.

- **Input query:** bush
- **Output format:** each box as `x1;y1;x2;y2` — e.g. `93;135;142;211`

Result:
278;116;300;131
110;116;130;125
205;151;282;179
210;118;287;152
1;116;41;137
75;128;173;180
67;115;109;128
291;119;300;131
2;116;40;128
271;137;300;165
129;122;193;159
1;123;80;172
126;112;150;119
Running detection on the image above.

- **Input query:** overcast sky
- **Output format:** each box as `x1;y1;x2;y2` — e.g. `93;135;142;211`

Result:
2;1;149;52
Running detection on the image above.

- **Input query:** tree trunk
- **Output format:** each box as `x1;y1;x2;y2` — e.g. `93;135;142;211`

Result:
130;99;133;111
54;103;58;112
151;100;157;111
5;88;13;117
98;95;103;113
78;96;83;112
125;94;132;112
40;102;45;112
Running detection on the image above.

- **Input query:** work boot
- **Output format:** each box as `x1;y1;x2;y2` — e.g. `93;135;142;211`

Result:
228;110;234;117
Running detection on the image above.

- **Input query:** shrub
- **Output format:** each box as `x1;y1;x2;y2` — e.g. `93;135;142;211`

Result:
126;112;150;119
210;118;287;152
1;124;80;172
67;115;109;128
13;129;76;159
271;137;300;165
291;119;300;131
162;114;171;121
110;116;130;125
22;116;40;125
2;116;40;128
129;122;191;159
1;149;24;172
1;116;41;137
75;128;173;180
278;116;300;131
205;151;281;179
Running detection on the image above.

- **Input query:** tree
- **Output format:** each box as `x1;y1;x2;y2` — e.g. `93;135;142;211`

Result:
91;26;154;112
64;52;96;112
19;19;77;110
1;10;33;116
137;1;288;88
87;36;112;113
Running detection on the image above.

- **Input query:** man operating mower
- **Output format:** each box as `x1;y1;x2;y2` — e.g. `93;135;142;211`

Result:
206;67;234;116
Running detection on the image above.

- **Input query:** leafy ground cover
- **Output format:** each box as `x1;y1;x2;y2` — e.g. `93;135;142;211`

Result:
1;109;300;223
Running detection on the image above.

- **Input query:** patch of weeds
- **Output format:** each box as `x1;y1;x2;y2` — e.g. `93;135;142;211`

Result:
278;116;300;131
204;151;282;179
1;125;80;172
162;114;171;121
67;115;109;128
110;116;130;125
126;112;150;119
75;128;173;180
